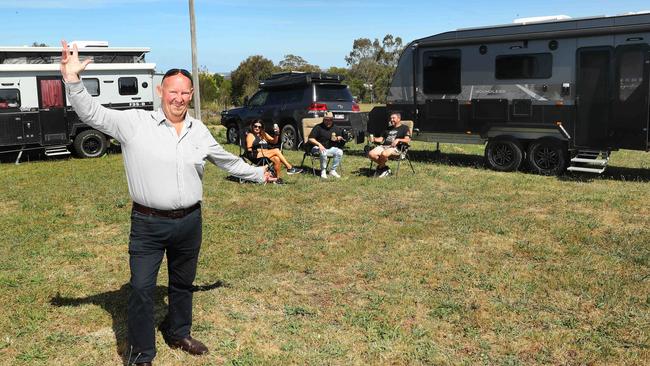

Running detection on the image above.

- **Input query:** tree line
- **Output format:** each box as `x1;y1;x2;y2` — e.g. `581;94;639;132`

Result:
199;34;403;107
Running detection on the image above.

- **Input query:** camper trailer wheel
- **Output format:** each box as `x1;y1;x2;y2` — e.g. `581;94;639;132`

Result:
73;129;107;158
485;138;523;172
281;124;298;150
527;140;567;175
226;124;239;144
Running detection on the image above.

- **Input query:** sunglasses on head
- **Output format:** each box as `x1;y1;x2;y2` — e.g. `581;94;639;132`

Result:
162;68;193;86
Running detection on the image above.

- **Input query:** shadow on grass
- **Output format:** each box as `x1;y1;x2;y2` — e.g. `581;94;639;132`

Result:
558;165;650;183
50;280;228;364
0;145;122;164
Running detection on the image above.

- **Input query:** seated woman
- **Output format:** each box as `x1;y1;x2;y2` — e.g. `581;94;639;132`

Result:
245;120;302;181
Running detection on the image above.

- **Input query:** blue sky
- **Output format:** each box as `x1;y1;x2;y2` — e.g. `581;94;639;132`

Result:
2;0;649;73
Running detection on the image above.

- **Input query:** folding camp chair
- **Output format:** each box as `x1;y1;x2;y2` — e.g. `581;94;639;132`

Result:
299;117;345;178
237;129;276;181
368;120;415;177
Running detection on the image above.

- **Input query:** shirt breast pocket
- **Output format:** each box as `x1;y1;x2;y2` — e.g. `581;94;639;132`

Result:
186;144;207;176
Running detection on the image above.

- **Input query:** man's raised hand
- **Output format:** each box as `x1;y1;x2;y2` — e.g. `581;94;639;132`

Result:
60;40;92;82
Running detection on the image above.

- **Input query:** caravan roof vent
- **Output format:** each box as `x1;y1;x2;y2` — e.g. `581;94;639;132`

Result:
69;40;109;48
513;15;571;24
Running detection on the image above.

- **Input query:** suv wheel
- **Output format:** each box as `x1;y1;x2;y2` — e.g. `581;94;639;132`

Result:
281;124;298;150
226;124;239;144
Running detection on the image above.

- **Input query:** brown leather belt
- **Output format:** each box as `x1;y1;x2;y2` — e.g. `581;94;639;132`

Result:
132;202;201;219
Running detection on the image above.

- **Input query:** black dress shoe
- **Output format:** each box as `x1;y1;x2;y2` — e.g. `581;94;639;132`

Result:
165;336;209;355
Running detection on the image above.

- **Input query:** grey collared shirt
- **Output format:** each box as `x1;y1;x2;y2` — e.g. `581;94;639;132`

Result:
65;81;264;210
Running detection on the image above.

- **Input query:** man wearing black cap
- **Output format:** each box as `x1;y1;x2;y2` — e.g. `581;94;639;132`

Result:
308;111;345;178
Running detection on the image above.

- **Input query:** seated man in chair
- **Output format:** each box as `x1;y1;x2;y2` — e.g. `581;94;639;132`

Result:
368;112;411;178
308;111;344;178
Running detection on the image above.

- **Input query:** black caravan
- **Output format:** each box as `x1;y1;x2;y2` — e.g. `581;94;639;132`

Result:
371;13;650;174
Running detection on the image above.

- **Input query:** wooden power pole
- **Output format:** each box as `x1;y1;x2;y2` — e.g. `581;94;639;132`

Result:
189;0;201;120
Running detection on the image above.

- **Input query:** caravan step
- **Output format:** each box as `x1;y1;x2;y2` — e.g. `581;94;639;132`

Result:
567;166;607;174
567;149;610;174
44;146;71;157
570;157;609;166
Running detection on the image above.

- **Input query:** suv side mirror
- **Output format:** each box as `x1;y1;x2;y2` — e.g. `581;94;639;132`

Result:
243;96;249;106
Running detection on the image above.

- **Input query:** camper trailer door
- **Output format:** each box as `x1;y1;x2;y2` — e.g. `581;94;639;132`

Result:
36;76;68;145
576;45;649;150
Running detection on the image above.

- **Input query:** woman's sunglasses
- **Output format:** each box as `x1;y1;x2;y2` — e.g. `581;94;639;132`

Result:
253;124;262;128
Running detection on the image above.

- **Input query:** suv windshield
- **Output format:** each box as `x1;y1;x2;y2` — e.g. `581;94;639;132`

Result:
316;85;353;102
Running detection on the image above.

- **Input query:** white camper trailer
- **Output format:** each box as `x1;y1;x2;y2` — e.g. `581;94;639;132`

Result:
369;13;650;174
0;42;158;161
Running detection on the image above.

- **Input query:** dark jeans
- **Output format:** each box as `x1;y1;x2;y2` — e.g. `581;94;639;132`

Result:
126;208;202;364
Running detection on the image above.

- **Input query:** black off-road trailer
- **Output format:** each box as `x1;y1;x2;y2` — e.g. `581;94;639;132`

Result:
370;13;650;174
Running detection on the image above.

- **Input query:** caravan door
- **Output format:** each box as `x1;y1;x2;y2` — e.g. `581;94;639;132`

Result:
576;45;649;150
610;44;649;150
37;76;68;145
575;47;612;148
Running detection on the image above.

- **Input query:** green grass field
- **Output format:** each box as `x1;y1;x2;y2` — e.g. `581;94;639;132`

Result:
1;131;649;365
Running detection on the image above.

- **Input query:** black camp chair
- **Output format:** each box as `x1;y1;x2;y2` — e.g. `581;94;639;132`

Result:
238;129;276;181
368;120;415;177
299;117;346;178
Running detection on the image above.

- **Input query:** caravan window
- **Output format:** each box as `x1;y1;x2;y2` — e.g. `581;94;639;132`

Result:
0;89;20;109
118;77;138;95
617;48;645;102
422;50;461;94
495;53;552;79
82;78;100;96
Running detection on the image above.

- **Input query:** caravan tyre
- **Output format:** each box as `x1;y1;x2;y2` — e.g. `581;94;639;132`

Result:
527;140;567;175
73;129;107;158
485;138;524;172
226;124;239;144
281;124;298;150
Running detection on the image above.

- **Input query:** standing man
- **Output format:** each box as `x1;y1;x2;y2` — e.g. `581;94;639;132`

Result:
60;41;274;366
307;111;344;178
367;112;411;177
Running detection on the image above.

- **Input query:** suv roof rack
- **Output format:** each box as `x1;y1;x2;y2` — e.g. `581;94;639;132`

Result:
259;72;344;89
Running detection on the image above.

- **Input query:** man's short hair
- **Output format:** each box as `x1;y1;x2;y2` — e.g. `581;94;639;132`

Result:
162;68;193;87
390;111;401;119
323;111;334;120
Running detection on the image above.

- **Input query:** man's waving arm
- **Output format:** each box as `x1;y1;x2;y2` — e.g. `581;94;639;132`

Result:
61;40;139;143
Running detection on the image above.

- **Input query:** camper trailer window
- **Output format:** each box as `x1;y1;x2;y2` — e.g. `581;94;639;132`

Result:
82;78;100;97
118;77;138;96
617;48;645;102
495;53;552;79
422;50;461;94
0;89;20;109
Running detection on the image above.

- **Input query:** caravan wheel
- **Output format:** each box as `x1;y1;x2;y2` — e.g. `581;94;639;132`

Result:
527;140;567;175
73;129;107;158
485;138;524;172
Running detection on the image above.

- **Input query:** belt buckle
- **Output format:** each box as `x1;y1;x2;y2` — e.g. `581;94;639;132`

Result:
169;209;184;219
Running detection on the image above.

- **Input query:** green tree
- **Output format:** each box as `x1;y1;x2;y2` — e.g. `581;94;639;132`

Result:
344;34;403;103
230;55;275;105
31;42;48;47
198;67;218;103
278;54;321;72
217;78;232;108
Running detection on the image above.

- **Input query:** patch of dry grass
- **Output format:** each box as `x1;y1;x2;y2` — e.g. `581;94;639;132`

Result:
1;136;649;365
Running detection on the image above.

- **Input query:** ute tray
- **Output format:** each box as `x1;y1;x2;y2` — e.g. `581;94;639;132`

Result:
259;72;344;89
